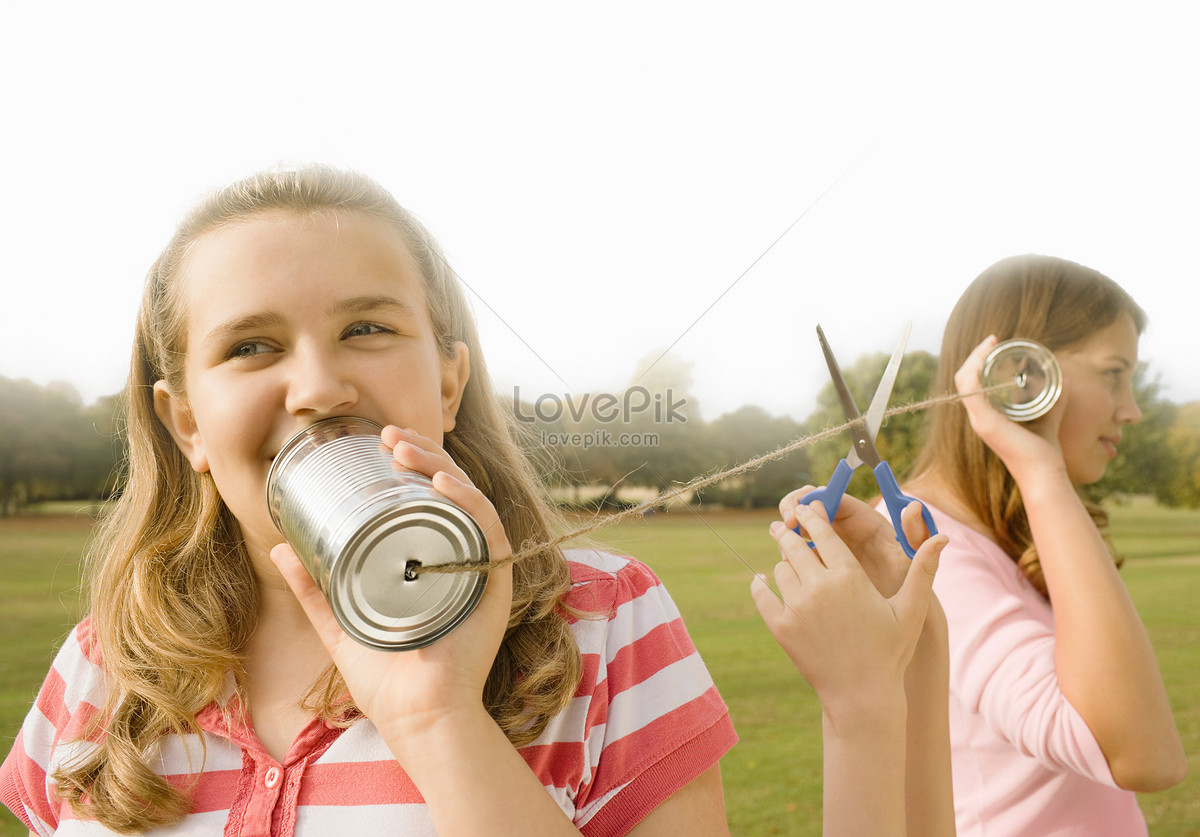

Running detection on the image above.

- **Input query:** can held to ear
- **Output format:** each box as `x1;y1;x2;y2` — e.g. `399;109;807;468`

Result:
980;339;1063;421
267;416;488;651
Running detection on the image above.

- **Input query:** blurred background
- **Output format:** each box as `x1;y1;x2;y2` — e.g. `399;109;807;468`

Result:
2;1;1198;423
2;5;1199;833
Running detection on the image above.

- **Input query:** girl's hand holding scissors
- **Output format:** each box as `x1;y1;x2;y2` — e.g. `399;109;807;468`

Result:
754;493;946;713
752;491;953;837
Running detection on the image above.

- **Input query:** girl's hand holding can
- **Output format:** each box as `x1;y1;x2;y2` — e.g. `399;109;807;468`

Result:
271;425;515;753
957;335;1069;481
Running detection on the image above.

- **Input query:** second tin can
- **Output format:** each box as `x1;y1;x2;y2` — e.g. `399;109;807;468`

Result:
266;416;488;651
979;338;1063;422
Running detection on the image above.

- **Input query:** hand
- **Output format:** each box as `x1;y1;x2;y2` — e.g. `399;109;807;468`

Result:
777;488;935;598
270;425;514;746
958;335;1069;481
752;501;947;712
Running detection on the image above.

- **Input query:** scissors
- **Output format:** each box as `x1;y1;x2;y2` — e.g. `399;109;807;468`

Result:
794;323;937;559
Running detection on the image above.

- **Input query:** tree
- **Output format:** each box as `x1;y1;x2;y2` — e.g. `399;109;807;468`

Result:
802;350;939;502
0;377;42;512
78;394;127;499
604;350;711;497
1160;402;1200;507
700;405;807;508
0;376;124;513
507;349;715;506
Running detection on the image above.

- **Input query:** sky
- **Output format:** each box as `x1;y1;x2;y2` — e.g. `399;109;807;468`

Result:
2;1;1197;424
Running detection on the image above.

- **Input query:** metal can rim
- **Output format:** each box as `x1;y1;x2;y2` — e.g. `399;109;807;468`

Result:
329;501;488;650
267;416;385;531
980;338;1063;421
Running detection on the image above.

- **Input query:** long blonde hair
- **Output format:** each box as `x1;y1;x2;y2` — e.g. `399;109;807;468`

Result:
56;165;582;831
910;254;1146;597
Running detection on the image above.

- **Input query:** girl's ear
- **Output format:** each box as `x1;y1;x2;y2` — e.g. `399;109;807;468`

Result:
440;342;471;433
153;381;211;473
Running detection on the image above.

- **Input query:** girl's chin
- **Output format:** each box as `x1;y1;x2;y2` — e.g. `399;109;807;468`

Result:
1069;464;1108;487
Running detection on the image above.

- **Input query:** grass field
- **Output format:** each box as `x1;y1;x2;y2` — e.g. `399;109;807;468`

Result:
1;503;1197;835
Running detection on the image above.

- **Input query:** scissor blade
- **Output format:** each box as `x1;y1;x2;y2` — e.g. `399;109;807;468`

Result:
816;324;882;470
816;325;868;467
862;321;910;442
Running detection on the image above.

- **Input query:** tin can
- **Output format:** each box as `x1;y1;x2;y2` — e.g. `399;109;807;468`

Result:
266;416;488;651
980;338;1063;421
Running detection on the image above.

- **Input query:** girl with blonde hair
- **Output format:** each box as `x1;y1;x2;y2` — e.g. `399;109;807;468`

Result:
0;165;736;835
904;254;1186;835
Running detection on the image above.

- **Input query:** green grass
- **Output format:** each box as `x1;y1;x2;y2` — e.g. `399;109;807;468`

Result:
0;515;91;730
1108;500;1200;561
0;513;93;837
590;506;1200;836
1;505;1198;835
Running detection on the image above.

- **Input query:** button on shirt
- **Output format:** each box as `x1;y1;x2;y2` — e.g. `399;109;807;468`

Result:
189;702;354;837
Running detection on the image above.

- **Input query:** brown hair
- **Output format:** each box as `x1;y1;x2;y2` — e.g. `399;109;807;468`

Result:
910;253;1146;596
56;165;582;831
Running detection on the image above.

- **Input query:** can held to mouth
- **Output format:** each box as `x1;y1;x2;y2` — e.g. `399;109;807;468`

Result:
980;339;1063;422
266;416;488;651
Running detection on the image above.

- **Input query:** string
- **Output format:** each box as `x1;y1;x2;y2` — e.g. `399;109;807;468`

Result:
416;382;1014;576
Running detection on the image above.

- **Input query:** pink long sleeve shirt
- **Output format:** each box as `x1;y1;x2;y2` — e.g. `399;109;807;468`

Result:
921;503;1146;837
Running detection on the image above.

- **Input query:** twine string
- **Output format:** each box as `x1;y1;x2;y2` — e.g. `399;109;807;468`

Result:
416;382;1014;576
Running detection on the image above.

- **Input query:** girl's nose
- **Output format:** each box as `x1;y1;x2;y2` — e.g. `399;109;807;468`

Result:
1117;384;1143;425
284;348;358;417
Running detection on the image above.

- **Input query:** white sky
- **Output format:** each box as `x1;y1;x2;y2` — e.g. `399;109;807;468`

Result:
2;1;1197;422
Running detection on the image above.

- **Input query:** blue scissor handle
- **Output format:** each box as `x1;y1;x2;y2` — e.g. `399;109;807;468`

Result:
792;459;854;546
873;461;938;559
790;460;938;560
798;459;854;520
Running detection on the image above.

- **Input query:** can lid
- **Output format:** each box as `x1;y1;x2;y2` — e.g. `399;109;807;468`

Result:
330;498;488;651
980;339;1063;422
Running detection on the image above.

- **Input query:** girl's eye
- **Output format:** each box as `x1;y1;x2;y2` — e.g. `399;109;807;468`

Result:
226;340;273;360
343;322;395;339
1103;367;1130;388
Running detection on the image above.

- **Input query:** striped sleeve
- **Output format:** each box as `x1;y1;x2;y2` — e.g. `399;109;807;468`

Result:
1;620;104;835
530;551;736;836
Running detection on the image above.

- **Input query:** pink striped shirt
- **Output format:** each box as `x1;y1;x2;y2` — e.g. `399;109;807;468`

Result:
1;549;736;836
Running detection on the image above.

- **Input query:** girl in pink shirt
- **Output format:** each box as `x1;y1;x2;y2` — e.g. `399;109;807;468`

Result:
903;254;1186;835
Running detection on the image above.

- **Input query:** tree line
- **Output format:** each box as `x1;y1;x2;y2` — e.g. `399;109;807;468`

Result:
2;354;1198;516
515;350;1200;511
0;378;123;514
